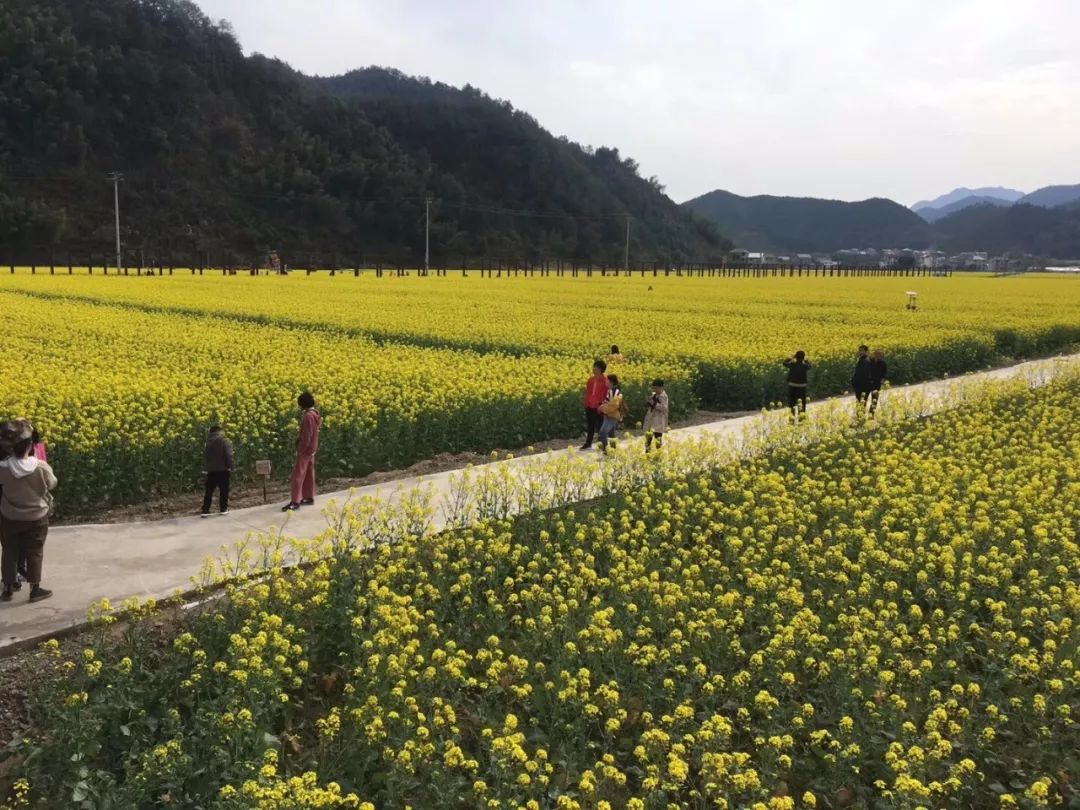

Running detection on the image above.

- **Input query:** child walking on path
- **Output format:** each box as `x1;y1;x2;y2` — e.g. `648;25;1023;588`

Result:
283;392;322;512
597;374;625;454
782;351;811;419
0;419;57;603
201;425;234;516
643;379;669;453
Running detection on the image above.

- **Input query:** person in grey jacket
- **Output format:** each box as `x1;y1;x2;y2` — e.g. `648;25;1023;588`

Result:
202;425;235;516
0;419;57;602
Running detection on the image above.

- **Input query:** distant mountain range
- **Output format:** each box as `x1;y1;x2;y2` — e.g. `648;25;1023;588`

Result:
916;195;1013;223
912;184;1080;222
1018;184;1080;208
913;186;1023;213
681;191;932;254
683;189;1080;258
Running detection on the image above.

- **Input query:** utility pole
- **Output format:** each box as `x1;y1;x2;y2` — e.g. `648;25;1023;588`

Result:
107;171;124;271
623;215;631;274
424;195;433;275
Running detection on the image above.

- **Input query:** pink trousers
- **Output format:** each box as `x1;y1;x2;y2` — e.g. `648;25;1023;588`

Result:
290;454;316;503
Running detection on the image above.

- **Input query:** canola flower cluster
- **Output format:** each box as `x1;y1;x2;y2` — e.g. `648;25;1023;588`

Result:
4;364;1077;809
0;273;1077;512
0;289;692;511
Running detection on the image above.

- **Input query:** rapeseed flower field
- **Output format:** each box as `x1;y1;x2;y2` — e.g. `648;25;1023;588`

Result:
0;273;1077;511
3;365;1077;808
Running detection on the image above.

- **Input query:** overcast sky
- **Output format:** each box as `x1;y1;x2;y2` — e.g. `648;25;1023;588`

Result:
197;0;1079;205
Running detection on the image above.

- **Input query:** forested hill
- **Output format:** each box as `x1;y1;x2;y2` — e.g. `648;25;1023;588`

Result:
0;0;727;264
685;189;1080;257
682;190;934;253
932;203;1080;257
306;68;727;261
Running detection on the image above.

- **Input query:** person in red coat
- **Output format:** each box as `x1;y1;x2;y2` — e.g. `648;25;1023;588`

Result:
580;359;609;450
282;392;322;512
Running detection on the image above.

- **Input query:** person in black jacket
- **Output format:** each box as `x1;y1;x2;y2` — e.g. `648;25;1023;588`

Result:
868;349;888;416
782;350;811;420
851;345;873;414
202;425;235;516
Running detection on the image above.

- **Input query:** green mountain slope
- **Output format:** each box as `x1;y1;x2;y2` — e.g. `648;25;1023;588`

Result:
308;68;728;262
0;0;726;264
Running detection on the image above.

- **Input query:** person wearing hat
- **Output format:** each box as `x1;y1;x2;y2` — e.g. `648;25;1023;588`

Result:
643;379;669;453
0;419;57;602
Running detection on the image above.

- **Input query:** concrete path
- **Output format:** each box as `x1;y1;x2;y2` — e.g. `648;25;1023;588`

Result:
1;354;1075;651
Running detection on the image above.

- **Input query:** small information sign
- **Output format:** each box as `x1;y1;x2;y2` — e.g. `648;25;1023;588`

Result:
255;460;272;502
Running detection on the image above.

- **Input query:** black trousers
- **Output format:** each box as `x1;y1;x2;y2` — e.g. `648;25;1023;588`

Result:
854;387;872;412
584;407;602;446
788;386;807;414
1;516;48;587
0;487;28;581
202;471;231;513
869;387;881;413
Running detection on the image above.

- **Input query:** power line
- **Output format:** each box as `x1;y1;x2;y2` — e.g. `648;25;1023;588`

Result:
1;171;638;222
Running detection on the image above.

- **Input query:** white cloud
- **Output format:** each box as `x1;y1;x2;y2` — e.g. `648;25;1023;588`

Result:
198;0;1080;204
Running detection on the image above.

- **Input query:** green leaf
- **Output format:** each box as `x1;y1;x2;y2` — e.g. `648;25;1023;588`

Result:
72;781;90;802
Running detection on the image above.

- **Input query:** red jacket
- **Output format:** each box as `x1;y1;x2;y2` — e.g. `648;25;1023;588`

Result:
297;408;322;456
584;375;609;409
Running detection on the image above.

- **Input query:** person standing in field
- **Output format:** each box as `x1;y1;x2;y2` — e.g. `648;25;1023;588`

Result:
597;374;625;454
282;392;322;512
868;349;888;416
581;360;608;450
782;351;811;420
607;345;626;366
851;344;874;414
201;425;234;517
0;419;56;603
643;378;669;453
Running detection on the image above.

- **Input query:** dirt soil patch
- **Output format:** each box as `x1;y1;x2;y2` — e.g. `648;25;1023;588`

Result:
57;411;749;526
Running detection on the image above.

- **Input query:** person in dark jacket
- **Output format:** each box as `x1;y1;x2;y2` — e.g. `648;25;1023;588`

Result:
782;351;811;420
851;344;873;414
868;349;888;416
201;425;234;516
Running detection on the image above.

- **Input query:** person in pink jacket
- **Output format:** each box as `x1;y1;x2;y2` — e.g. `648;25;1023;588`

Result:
282;392;322;512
